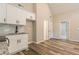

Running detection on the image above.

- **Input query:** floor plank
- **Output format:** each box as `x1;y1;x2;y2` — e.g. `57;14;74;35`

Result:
16;48;39;55
16;39;79;55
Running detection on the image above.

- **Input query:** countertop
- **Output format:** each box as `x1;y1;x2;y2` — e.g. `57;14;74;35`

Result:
0;32;28;37
7;33;28;35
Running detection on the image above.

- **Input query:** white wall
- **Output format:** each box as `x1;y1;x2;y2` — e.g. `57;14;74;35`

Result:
36;3;53;43
53;9;79;42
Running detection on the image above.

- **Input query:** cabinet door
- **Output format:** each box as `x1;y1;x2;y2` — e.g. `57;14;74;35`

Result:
17;8;27;25
0;4;6;23
6;4;18;24
6;34;28;54
6;35;18;54
20;34;28;49
31;13;35;20
17;34;28;50
26;12;31;20
26;12;35;21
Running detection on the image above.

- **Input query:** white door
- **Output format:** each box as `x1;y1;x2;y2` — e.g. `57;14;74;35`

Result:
44;20;48;40
60;21;69;39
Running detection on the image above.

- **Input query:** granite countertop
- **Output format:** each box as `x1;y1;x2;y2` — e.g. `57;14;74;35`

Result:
6;33;28;36
0;32;28;37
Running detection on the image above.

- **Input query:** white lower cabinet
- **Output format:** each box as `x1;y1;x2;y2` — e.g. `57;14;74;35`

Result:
6;34;28;54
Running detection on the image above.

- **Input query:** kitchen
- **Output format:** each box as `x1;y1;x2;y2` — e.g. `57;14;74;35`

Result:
0;3;35;55
0;0;78;59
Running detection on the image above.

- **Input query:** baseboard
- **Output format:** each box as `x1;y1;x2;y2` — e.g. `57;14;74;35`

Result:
52;37;60;39
52;37;77;42
52;36;60;39
52;36;67;40
69;39;79;43
9;47;28;55
35;39;50;44
28;41;34;44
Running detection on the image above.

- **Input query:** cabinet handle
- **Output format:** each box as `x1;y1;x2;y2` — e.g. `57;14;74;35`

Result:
6;38;10;46
4;18;6;22
16;20;19;23
17;39;21;44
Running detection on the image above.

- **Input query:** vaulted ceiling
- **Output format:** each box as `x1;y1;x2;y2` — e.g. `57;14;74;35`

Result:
48;3;79;15
12;3;79;15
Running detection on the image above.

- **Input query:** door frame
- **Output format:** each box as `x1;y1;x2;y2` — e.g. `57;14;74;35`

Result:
59;20;70;40
44;20;49;40
48;18;53;39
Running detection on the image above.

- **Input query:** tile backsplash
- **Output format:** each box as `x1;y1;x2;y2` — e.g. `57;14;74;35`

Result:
0;24;26;36
17;26;26;33
0;24;16;36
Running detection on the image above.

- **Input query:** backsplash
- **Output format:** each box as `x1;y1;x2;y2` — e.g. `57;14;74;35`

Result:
17;26;26;33
0;24;16;36
0;24;26;36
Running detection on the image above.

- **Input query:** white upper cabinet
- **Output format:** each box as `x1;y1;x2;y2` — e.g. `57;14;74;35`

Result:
6;4;27;25
6;4;18;24
0;4;35;25
17;8;27;25
0;4;6;23
26;12;35;21
30;13;35;20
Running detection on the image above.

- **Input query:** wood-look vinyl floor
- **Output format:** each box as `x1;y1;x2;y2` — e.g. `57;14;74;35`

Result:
15;48;39;55
16;39;79;55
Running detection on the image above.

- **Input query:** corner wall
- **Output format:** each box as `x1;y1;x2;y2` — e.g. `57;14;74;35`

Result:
35;3;53;43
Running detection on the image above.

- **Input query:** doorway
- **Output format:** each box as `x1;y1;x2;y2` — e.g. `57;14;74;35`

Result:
48;18;53;39
26;20;36;44
44;20;48;40
60;21;69;39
